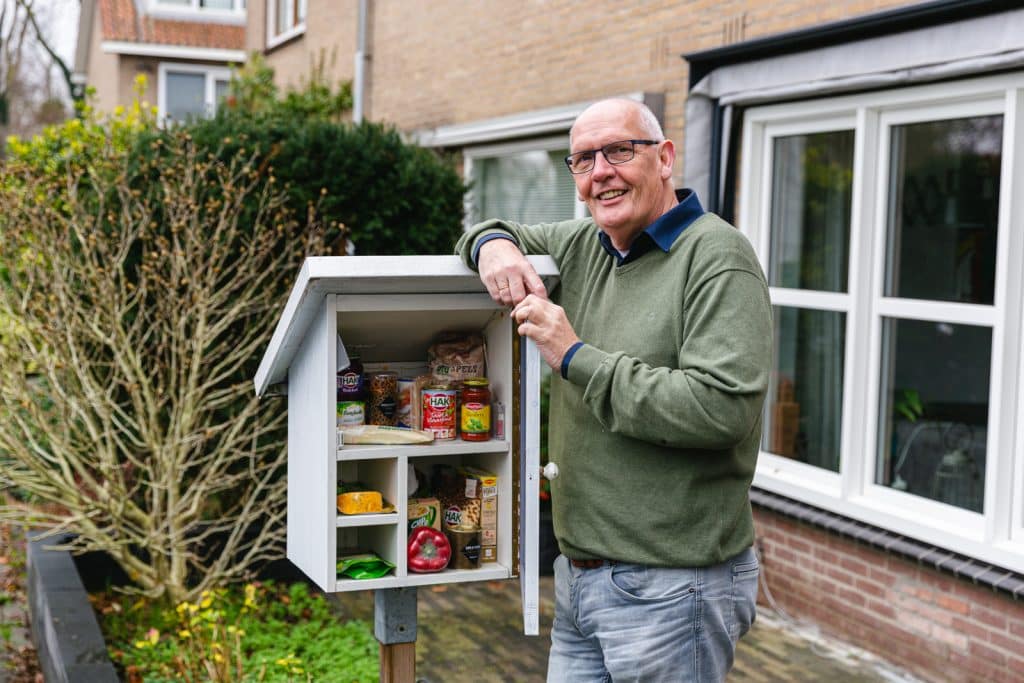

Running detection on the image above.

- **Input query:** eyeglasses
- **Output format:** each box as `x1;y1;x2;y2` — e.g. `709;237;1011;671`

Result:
564;139;659;174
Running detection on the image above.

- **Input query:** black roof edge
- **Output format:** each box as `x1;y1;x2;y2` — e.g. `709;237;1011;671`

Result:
682;0;1023;90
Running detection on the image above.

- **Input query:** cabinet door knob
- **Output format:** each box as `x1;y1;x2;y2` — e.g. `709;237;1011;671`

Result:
542;462;559;480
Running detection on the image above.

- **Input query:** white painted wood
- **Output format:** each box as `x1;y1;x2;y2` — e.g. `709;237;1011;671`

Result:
259;255;559;633
339;440;511;462
336;513;400;528
519;338;541;636
401;565;510;586
286;297;334;592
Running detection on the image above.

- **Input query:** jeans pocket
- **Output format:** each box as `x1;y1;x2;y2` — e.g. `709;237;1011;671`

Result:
607;564;696;603
731;556;759;639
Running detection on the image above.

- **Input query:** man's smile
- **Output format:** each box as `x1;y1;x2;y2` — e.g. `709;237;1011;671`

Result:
596;189;627;201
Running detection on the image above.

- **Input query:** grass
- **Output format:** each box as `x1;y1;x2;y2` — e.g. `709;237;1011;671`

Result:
95;580;378;682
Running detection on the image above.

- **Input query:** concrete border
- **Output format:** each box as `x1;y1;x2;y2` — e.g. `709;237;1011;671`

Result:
25;533;118;683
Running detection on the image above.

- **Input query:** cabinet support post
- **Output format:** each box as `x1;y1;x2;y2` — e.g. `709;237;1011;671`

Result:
374;587;417;683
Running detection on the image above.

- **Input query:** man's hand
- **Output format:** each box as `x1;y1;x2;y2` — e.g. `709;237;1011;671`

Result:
512;294;580;371
478;238;548;306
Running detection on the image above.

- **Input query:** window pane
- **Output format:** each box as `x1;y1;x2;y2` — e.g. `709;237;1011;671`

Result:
885;116;1002;304
470;150;576;225
876;318;989;512
200;0;233;8
165;72;206;124
763;306;844;471
214;79;229;114
276;0;290;34
769;130;853;292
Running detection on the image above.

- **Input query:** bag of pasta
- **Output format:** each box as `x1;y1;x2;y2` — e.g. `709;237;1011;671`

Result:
428;331;485;384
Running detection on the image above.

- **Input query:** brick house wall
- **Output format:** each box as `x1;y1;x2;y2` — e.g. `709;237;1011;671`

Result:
754;507;1024;683
256;0;912;171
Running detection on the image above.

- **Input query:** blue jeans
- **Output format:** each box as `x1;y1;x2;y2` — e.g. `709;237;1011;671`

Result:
546;546;759;682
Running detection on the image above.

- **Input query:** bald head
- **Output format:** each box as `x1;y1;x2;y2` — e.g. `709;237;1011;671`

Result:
570;99;665;147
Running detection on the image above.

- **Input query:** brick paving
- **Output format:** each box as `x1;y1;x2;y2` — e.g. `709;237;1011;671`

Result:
329;576;919;683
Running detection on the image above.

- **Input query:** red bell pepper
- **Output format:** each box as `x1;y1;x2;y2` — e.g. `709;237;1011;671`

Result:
407;526;451;573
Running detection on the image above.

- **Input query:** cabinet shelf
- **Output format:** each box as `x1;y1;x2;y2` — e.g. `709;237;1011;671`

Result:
336;512;400;528
401;564;510;586
337;438;510;461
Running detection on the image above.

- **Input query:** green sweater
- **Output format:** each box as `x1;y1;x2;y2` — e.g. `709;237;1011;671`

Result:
456;211;772;567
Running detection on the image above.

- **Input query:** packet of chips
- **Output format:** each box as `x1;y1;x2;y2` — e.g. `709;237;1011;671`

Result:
336;552;396;580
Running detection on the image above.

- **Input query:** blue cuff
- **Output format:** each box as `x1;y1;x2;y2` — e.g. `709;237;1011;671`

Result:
560;342;584;379
472;233;517;266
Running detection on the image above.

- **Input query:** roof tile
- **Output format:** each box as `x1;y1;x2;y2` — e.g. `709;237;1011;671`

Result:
98;0;244;50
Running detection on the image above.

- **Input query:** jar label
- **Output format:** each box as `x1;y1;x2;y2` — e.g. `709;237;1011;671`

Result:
460;403;490;434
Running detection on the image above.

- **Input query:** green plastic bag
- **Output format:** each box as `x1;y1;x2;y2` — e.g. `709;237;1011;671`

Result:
337;552;395;579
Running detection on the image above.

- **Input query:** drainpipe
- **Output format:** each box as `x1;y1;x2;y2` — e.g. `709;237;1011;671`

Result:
353;0;369;123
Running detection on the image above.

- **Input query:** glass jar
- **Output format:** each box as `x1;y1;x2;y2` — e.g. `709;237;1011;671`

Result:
460;378;491;442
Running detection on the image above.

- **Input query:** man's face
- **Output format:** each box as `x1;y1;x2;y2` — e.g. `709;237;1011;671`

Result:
570;104;674;250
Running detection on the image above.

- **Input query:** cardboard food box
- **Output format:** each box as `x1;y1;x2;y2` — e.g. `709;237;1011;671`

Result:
433;465;498;564
407;497;442;536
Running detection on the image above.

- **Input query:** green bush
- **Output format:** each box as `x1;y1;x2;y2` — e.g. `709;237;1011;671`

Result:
174;116;467;256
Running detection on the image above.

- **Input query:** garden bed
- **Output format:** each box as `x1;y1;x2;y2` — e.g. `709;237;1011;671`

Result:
24;534;380;682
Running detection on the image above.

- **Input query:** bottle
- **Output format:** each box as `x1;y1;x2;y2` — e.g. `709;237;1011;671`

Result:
460;377;491;442
336;353;366;426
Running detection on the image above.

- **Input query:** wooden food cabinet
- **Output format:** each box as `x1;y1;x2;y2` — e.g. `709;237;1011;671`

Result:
255;255;559;634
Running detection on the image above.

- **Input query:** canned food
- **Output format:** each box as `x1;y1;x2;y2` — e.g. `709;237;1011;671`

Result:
421;383;457;440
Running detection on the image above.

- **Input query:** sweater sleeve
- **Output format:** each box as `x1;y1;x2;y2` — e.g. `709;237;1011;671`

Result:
567;265;772;451
454;218;583;267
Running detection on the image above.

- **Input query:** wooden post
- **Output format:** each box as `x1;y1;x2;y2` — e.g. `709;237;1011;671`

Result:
375;587;417;683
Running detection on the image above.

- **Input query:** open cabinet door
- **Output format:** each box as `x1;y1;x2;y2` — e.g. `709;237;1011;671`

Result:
519;337;542;635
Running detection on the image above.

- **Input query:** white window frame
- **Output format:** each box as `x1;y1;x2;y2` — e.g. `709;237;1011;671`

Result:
462;136;587;231
266;0;307;49
740;72;1024;572
157;63;232;126
148;0;246;23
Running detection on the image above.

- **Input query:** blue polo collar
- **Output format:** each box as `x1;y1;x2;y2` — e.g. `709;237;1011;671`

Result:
597;188;704;265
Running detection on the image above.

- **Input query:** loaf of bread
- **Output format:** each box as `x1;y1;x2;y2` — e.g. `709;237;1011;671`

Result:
339;425;434;445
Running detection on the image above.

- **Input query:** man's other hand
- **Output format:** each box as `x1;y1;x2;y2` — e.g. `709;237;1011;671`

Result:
512;294;580;371
478;238;548;306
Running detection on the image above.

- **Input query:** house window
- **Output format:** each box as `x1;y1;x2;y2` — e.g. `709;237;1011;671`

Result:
464;138;583;227
741;73;1023;564
763;129;853;471
158;64;231;125
267;0;306;47
153;0;245;11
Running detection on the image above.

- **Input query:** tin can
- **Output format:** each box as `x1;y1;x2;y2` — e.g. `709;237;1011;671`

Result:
421;382;457;440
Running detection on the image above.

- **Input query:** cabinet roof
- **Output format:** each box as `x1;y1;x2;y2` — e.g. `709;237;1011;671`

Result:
254;255;559;396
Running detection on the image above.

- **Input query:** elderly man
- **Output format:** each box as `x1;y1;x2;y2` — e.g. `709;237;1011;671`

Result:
456;98;772;682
